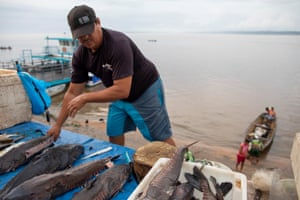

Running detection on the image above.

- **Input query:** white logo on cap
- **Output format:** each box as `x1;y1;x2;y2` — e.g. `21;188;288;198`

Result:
78;16;90;25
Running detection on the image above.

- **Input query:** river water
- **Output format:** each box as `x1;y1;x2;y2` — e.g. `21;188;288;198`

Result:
1;32;300;162
132;33;300;161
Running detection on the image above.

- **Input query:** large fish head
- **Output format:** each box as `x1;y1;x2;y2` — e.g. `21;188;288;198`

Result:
113;163;132;181
170;182;194;200
58;144;84;159
3;178;53;200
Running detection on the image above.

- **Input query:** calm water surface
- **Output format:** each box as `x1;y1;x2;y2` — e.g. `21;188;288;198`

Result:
1;33;300;161
131;33;300;160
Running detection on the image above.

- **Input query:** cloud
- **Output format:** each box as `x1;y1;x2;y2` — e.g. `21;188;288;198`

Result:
0;0;299;34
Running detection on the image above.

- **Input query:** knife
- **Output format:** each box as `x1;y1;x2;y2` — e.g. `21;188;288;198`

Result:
81;146;113;160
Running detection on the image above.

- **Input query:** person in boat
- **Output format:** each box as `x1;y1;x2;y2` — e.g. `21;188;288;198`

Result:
236;138;250;172
264;106;276;121
47;5;175;146
248;139;263;164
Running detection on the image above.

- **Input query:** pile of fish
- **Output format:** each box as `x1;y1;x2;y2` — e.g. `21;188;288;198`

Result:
0;134;234;199
134;141;233;200
0;135;133;200
2;156;124;200
0;143;84;198
184;166;233;200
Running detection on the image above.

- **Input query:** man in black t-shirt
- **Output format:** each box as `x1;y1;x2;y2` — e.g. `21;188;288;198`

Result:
47;5;175;146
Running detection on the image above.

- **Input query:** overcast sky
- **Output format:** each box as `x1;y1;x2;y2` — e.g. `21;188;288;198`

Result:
1;0;300;36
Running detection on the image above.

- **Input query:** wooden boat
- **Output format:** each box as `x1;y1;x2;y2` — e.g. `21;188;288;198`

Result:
46;84;67;97
245;112;276;152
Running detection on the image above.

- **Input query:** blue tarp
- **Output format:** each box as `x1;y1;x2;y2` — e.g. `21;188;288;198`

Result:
0;121;138;200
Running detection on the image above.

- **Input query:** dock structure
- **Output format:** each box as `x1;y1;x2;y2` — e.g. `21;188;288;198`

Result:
45;78;71;88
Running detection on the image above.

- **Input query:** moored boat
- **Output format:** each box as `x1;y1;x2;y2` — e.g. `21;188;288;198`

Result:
245;110;277;152
2;36;102;90
19;36;76;83
86;72;102;87
19;36;101;88
46;84;67;97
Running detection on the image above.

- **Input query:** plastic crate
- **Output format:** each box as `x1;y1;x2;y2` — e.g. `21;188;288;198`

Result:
129;158;247;200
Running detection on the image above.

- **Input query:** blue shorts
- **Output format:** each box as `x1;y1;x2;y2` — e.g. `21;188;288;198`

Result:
106;78;172;141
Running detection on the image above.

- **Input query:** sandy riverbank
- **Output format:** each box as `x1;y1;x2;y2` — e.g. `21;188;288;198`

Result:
32;103;295;199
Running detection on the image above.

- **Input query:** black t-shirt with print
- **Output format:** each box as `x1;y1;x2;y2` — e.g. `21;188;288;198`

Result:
71;28;159;102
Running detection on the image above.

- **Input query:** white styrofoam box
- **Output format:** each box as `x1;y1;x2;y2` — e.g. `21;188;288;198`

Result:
290;133;300;199
129;158;247;200
0;69;32;129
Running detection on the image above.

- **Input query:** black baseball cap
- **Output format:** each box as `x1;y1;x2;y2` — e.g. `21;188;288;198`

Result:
67;5;96;39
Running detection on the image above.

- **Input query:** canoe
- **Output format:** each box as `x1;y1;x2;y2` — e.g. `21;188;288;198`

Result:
245;112;276;152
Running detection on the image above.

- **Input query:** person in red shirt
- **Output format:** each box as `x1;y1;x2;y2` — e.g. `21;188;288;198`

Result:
236;138;250;172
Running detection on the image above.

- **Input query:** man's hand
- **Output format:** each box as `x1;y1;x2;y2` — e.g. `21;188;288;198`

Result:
67;94;87;118
47;124;62;141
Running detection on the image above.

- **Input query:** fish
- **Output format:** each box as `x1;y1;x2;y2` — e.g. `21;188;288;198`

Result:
2;156;118;200
0;144;84;198
72;163;131;200
209;176;232;200
137;141;199;200
0;135;54;174
169;182;195;200
184;166;218;200
184;166;232;200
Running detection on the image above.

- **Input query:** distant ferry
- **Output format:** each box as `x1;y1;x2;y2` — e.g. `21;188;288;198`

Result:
0;46;12;50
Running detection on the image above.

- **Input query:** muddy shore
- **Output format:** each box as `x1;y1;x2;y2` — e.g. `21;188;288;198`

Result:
32;102;294;199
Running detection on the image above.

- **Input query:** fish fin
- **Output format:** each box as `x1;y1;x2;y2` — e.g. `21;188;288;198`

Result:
184;172;202;191
176;180;182;186
209;176;217;186
186;140;200;148
110;154;121;161
84;176;97;190
193;165;207;181
220;182;233;196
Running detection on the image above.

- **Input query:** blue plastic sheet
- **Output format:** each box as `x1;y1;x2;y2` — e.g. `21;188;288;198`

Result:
0;121;138;200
